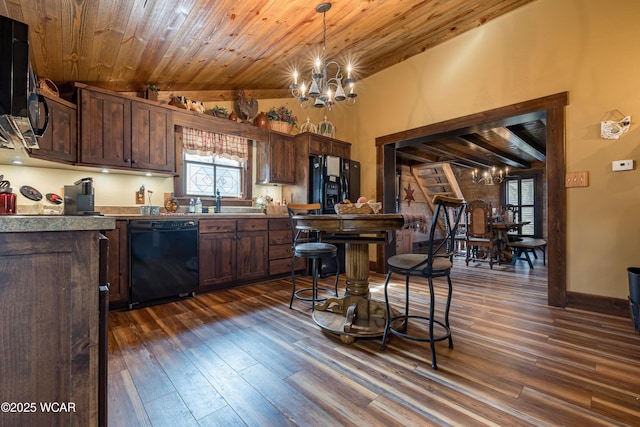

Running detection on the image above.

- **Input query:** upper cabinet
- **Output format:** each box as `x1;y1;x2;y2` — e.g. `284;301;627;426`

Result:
296;132;351;159
256;131;295;185
77;85;174;173
29;94;77;164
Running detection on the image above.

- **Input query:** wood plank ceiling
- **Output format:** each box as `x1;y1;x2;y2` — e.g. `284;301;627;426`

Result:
0;0;540;171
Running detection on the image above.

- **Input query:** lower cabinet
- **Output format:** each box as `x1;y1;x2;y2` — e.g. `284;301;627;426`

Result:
0;230;103;425
199;219;268;291
104;220;129;308
268;218;306;275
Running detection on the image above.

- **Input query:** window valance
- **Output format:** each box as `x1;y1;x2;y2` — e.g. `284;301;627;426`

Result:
182;127;249;162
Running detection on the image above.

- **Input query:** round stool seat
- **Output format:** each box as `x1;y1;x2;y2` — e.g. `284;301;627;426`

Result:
294;242;337;258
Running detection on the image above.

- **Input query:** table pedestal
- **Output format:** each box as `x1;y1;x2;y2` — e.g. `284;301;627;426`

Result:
312;242;392;344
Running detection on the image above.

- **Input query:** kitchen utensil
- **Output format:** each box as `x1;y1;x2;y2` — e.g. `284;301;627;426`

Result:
20;185;42;201
46;193;63;204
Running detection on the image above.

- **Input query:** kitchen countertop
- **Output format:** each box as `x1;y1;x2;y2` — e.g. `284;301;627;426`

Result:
0;215;116;232
108;213;287;220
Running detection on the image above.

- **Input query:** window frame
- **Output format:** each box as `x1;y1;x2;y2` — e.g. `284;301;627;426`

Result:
500;170;544;238
172;128;253;206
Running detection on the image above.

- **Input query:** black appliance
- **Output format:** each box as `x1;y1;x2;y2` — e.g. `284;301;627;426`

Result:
0;15;48;150
310;154;361;275
310;154;361;214
129;219;199;308
64;177;100;215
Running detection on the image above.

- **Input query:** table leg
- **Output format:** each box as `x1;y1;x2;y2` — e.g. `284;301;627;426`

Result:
313;242;390;343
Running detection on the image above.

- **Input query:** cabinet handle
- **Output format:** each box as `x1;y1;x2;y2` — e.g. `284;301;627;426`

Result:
124;158;130;163
131;159;137;164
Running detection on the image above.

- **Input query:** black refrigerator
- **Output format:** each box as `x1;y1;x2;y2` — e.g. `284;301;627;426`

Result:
310;154;361;214
309;154;361;275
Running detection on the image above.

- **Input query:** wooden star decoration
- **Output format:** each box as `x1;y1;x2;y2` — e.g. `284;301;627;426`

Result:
404;183;415;206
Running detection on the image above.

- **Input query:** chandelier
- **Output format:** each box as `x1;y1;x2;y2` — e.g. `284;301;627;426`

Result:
471;164;509;185
290;2;357;111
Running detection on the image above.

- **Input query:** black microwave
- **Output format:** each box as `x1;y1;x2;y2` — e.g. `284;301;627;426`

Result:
0;15;48;150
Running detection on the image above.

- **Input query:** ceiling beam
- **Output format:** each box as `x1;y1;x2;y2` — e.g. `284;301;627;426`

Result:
456;134;531;168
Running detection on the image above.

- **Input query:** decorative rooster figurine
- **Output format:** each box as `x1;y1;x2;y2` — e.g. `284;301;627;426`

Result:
234;89;258;122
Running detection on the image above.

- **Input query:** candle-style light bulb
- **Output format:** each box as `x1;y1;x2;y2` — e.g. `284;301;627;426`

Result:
347;63;352;79
293;70;298;85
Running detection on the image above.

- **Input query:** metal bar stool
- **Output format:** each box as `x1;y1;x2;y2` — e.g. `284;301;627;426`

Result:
288;203;340;309
381;195;465;369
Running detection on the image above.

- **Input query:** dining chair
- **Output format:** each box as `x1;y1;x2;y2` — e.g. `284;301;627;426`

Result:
287;203;340;310
465;199;497;269
380;195;465;369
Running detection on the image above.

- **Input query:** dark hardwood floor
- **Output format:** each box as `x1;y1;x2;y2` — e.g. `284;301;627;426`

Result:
108;256;640;426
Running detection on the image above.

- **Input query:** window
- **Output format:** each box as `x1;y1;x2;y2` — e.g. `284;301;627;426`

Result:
503;173;542;237
175;127;252;203
183;152;243;197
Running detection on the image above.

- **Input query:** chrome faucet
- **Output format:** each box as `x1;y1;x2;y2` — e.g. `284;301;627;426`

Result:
215;190;221;213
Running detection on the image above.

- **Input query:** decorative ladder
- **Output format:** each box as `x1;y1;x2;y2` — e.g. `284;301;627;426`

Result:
411;162;465;235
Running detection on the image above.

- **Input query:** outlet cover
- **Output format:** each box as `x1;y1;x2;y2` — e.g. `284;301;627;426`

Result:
135;191;145;204
565;171;589;188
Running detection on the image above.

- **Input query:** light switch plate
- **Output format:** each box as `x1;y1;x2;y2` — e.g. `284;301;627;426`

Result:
612;159;634;171
565;171;589;188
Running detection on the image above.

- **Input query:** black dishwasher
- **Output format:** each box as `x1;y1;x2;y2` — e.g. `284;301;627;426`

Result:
129;219;199;308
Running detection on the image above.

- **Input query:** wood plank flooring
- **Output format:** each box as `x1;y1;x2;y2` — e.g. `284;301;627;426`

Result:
108;256;640;426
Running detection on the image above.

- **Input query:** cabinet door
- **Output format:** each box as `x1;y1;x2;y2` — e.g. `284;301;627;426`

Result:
31;95;77;163
0;231;99;426
256;133;295;184
199;231;236;288
79;89;132;167
331;141;351;159
131;101;175;172
237;230;269;281
269;132;295;184
104;220;129;307
308;134;331;156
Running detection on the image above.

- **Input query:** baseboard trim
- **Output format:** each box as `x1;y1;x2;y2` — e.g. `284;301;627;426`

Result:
566;291;629;318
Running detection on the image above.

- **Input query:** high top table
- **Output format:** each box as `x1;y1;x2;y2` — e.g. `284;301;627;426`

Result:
292;213;405;343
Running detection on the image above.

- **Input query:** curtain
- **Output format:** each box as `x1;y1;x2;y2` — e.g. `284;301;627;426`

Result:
182;127;248;162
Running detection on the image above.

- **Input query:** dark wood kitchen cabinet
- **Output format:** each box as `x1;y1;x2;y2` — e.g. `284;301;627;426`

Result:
0;229;106;426
256;131;295;184
29;94;77;163
77;84;174;173
268;218;306;275
199;219;268;291
104;220;129;308
296;132;351;158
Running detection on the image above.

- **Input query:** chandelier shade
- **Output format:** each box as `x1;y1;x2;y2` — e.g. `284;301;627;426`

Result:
290;2;357;111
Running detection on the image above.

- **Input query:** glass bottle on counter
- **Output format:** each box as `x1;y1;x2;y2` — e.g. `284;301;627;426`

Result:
189;198;195;213
195;197;202;214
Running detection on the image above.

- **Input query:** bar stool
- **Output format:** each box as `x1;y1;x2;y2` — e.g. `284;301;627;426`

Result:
381;195;465;369
287;203;340;309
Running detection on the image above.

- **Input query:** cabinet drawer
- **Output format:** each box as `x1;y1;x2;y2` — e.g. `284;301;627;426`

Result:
269;229;293;245
270;243;294;260
269;218;291;230
238;219;268;232
270;257;306;276
200;220;236;233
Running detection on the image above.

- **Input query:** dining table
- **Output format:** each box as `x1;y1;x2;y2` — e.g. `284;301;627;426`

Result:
292;213;405;344
490;221;530;262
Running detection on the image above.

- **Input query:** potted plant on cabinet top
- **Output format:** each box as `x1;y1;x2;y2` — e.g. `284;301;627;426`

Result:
145;84;159;101
266;106;297;134
210;105;229;118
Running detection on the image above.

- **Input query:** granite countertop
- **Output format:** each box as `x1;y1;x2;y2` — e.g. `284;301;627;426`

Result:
0;215;116;233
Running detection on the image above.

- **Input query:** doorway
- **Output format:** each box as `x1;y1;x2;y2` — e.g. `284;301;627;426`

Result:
375;92;568;307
